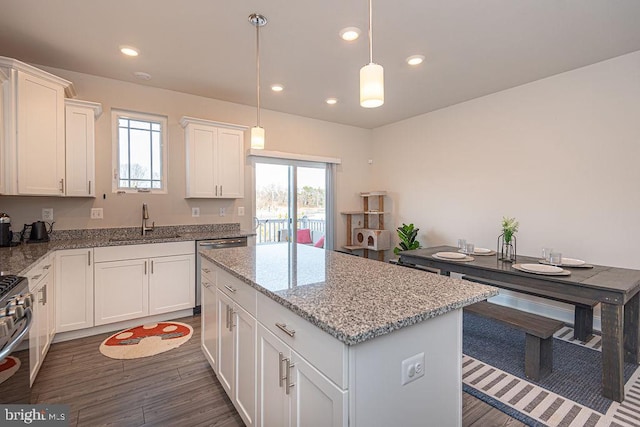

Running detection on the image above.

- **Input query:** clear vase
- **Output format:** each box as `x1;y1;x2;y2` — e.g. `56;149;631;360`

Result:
497;234;517;262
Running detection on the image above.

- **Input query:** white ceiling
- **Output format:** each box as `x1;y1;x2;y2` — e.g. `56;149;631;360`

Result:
1;1;639;129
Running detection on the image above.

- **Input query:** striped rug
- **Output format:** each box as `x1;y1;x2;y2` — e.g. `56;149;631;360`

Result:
463;325;640;427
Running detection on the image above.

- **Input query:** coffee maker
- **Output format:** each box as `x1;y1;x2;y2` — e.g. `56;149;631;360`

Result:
0;213;13;247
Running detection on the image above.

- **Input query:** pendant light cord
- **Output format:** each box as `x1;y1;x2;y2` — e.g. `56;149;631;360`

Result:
368;0;373;64
256;22;261;127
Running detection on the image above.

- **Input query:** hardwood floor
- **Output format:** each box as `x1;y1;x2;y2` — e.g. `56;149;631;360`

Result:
32;314;527;426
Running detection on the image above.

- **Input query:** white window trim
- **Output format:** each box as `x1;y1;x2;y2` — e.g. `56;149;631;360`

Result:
111;109;168;194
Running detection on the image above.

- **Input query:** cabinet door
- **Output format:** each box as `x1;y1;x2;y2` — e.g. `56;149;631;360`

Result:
29;280;43;385
216;128;244;198
0;76;5;194
201;278;217;372
234;305;256;427
148;254;195;315
17;71;65;195
65;104;95;197
55;249;94;332
185;123;216;198
217;289;234;395
257;324;291;427
94;259;148;326
290;352;347;427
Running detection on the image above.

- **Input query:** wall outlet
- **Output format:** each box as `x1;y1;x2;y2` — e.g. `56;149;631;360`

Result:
238;206;245;216
219;207;226;217
90;208;104;219
401;352;425;386
192;207;200;217
42;208;54;221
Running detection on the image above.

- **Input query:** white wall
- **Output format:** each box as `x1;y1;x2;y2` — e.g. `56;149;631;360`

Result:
0;67;372;244
371;50;640;326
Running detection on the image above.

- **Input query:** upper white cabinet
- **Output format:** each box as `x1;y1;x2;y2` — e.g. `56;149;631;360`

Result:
64;99;101;197
0;56;75;195
180;116;246;199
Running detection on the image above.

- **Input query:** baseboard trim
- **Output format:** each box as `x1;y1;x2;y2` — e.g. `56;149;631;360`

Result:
53;309;195;343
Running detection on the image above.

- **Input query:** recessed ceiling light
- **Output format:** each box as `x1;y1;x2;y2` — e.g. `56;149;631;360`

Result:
326;98;338;105
133;71;151;80
339;27;361;41
271;84;284;92
120;45;139;57
406;55;425;66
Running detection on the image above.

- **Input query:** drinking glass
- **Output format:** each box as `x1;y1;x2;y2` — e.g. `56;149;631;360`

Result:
549;252;562;266
542;247;553;262
457;239;466;252
465;243;475;255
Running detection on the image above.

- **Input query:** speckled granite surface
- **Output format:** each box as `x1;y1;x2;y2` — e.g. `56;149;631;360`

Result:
201;243;498;346
0;224;254;276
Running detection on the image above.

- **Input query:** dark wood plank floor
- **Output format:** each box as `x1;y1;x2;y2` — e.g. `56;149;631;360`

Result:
32;314;527;426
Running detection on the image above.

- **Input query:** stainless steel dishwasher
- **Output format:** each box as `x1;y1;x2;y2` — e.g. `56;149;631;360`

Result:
194;237;247;314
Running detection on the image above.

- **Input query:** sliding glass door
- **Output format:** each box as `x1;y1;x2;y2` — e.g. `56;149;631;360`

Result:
254;159;332;249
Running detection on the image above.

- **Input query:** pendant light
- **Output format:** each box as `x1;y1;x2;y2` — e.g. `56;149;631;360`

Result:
360;0;384;108
249;13;267;149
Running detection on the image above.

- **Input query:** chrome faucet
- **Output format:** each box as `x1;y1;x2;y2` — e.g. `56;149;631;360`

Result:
142;203;155;236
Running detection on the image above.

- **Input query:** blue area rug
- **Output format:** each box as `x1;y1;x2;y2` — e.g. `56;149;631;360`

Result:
463;311;640;425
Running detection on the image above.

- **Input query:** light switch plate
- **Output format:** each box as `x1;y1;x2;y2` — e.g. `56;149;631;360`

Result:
238;207;245;216
192;207;200;217
219;207;225;217
42;208;54;221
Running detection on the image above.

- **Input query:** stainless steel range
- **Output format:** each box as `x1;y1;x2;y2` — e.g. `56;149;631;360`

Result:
0;275;33;403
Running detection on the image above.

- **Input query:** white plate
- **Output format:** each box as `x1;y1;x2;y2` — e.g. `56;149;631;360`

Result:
519;263;564;274
560;257;586;267
474;247;492;254
434;251;467;259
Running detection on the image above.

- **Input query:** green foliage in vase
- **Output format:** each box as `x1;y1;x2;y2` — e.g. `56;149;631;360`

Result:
394;223;420;255
501;216;519;244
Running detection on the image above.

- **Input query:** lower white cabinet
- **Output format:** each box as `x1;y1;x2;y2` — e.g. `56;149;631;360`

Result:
93;242;195;326
55;248;94;332
201;272;218;371
27;255;55;385
217;289;256;427
257;324;346;427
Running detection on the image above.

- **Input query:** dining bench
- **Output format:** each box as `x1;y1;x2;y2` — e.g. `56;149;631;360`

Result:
464;300;564;381
462;275;598;342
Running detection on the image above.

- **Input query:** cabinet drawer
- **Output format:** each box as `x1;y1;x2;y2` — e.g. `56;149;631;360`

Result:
201;257;216;283
95;241;194;262
257;293;347;389
218;269;256;317
25;255;54;287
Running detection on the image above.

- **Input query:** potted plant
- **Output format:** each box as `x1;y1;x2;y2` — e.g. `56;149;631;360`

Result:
498;216;519;262
394;223;420;255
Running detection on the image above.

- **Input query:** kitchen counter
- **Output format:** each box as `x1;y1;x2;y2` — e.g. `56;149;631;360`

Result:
200;243;498;345
0;224;254;276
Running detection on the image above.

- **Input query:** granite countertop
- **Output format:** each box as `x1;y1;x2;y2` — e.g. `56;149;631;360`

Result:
0;224;254;276
200;243;498;346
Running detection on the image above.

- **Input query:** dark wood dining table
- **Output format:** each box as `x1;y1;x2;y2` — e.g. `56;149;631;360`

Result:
398;245;640;402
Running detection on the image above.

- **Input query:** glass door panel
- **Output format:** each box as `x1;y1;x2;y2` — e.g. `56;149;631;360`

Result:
255;163;290;244
296;167;326;248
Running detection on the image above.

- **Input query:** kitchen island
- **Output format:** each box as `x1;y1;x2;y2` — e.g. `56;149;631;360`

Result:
199;243;497;427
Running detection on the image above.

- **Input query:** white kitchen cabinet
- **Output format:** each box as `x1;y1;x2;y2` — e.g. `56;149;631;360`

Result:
180;116;246;199
0;57;74;195
27;255;55;385
93;241;195;326
217;288;257;427
0;68;6;194
148;254;195;315
201;266;218;372
94;258;148;325
55;248;94;332
64;99;101;197
256;324;346;427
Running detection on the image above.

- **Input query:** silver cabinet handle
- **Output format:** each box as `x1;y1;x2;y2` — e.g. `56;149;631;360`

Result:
151;260;154;274
215;185;218;197
60;178;64;193
279;352;285;388
43;284;47;305
43;264;51;270
220;185;222;196
203;268;211;273
225;305;231;330
275;323;296;337
223;284;236;294
202;281;211;289
285;358;295;395
31;274;41;281
88;251;91;266
144;261;147;275
88;180;92;194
